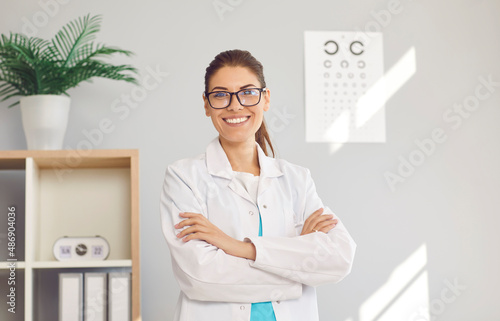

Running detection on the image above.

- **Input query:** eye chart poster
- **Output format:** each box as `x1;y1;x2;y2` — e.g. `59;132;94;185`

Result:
304;31;385;143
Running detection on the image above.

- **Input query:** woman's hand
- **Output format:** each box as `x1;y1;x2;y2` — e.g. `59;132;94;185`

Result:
175;212;256;260
300;208;338;235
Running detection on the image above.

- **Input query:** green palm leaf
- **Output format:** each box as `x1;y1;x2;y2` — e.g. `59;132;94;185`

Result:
51;14;102;67
62;60;138;91
0;14;138;107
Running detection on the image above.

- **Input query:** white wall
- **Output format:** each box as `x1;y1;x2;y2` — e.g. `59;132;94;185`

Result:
1;0;499;320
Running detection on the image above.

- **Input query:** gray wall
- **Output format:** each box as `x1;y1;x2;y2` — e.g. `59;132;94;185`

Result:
1;0;499;320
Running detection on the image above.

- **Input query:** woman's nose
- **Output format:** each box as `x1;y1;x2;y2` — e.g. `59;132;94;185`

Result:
226;95;244;111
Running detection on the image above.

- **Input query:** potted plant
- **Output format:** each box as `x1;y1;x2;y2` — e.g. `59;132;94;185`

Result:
0;14;138;150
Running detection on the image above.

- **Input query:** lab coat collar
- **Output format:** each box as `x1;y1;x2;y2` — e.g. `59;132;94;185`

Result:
206;137;283;180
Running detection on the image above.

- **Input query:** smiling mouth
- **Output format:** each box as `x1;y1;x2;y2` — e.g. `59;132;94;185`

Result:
223;116;250;124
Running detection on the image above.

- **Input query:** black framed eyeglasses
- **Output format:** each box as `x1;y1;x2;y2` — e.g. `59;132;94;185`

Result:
205;87;267;109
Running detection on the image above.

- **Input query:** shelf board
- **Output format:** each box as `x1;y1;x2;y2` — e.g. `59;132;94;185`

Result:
1;260;132;269
0;261;26;269
31;259;132;269
0;149;138;169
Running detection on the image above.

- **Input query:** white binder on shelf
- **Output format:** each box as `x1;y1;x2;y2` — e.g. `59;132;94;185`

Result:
84;273;107;321
59;273;83;321
108;272;131;321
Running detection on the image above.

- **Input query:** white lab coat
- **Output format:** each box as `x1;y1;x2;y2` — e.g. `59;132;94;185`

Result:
160;138;356;321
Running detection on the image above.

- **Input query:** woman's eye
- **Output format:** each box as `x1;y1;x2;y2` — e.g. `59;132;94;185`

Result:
212;92;228;99
241;89;258;96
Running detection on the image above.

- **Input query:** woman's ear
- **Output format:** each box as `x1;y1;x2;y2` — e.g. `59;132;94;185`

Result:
263;88;270;112
203;93;211;117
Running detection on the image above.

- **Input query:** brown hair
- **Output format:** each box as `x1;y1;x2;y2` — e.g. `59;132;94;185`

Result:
204;49;275;157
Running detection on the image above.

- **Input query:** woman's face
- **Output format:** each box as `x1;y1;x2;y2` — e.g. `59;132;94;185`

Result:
204;66;270;147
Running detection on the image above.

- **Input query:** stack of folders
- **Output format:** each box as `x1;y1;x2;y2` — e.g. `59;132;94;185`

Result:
59;272;131;321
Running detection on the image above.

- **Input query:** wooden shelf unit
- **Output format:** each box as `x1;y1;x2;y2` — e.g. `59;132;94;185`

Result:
0;149;141;321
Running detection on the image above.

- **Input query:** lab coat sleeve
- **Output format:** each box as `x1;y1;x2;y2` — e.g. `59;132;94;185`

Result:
160;162;302;303
245;168;356;287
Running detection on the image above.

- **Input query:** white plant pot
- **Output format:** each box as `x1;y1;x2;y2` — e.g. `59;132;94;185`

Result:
20;95;71;150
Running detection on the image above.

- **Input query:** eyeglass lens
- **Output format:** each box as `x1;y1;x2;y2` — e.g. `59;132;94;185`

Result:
208;89;263;109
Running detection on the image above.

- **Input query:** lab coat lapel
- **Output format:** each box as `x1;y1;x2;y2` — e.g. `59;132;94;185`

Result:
257;143;283;196
205;137;283;202
206;138;232;180
206;138;254;204
227;180;254;204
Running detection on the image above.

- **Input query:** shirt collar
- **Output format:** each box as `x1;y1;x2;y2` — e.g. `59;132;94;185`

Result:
206;137;283;179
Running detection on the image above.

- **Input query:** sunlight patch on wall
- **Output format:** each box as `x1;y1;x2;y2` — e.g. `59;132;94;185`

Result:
328;46;417;154
355;46;417;129
359;243;430;321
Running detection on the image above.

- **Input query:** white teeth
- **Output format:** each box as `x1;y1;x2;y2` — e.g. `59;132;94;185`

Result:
224;117;249;124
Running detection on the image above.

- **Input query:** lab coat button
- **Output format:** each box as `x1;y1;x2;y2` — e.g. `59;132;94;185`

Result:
263;205;267;209
249;211;254;215
240;305;245;310
277;300;280;304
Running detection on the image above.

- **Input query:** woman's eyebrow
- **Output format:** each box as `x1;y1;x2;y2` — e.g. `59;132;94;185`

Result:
210;84;257;91
240;84;257;89
211;86;228;91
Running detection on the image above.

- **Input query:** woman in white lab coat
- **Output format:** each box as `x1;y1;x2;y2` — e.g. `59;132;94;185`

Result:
160;49;356;321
